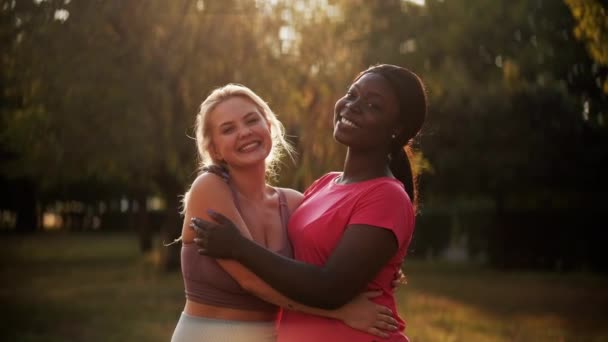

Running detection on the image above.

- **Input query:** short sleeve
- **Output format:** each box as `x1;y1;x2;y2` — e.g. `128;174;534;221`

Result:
349;181;414;248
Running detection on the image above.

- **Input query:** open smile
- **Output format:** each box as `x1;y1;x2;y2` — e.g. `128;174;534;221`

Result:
337;114;360;129
237;141;262;152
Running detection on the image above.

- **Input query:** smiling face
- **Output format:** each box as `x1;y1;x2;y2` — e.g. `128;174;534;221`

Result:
207;96;272;168
333;72;402;152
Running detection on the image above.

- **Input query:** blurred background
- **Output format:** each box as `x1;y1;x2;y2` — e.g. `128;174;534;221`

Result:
1;0;607;341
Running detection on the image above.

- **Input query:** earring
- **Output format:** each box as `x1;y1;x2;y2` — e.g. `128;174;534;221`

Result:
391;133;397;139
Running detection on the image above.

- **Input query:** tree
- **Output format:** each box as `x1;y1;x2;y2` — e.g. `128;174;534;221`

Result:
0;0;288;266
565;0;608;93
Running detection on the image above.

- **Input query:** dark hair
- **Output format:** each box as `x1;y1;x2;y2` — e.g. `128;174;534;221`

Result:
354;64;427;209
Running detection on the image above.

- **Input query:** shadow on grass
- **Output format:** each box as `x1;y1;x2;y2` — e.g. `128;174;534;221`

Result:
0;233;183;342
402;259;608;339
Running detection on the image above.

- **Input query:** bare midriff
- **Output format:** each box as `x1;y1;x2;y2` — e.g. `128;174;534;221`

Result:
184;299;279;322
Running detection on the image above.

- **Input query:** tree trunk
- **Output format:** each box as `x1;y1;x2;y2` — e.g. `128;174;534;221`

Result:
134;194;152;253
14;179;38;233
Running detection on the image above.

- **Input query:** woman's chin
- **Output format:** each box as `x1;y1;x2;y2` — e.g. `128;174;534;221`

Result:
229;153;268;168
333;130;352;147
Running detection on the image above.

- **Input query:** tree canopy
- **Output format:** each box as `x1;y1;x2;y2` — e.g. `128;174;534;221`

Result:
1;0;606;269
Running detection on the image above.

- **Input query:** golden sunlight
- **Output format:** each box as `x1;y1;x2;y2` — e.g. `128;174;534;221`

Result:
403;0;426;6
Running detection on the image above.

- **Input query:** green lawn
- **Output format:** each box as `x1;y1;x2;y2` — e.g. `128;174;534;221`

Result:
1;233;607;342
400;263;608;341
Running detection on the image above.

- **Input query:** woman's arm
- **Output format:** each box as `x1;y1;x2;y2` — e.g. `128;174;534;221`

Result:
225;260;396;336
196;212;398;310
184;174;397;335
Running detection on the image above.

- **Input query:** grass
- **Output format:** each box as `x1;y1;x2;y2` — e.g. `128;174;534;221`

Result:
400;263;608;341
0;233;182;342
1;233;607;342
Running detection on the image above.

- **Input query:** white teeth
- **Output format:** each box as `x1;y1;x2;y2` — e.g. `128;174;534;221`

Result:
341;117;358;128
239;142;260;152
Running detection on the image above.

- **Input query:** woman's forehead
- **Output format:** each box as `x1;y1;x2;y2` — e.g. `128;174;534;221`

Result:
214;96;258;114
209;97;261;125
353;73;395;96
352;73;399;106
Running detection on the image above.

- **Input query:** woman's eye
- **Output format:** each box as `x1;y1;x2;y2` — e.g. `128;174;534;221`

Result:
368;103;380;110
221;127;234;134
247;118;259;125
345;91;356;99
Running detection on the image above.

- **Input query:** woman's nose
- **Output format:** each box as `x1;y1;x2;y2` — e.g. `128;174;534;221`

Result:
238;126;252;138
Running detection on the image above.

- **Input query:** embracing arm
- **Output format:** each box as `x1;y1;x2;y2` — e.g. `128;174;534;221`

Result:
200;212;399;310
184;174;396;334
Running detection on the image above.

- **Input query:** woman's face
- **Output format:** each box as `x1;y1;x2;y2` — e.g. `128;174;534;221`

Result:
208;96;272;168
333;73;401;151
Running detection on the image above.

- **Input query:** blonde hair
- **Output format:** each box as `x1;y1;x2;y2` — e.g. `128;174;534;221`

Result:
195;83;294;176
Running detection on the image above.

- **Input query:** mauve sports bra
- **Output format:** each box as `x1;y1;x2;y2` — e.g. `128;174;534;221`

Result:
181;168;293;311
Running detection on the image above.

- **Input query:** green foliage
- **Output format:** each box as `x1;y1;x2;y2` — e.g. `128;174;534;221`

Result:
3;0;604;194
2;0;607;267
565;0;608;66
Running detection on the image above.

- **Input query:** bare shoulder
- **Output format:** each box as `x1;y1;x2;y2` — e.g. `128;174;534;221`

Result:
190;172;230;193
276;187;303;212
186;172;233;211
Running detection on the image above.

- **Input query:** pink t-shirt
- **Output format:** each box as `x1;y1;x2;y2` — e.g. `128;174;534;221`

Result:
277;172;414;342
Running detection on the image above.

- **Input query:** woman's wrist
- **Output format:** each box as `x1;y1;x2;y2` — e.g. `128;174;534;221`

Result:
231;234;251;261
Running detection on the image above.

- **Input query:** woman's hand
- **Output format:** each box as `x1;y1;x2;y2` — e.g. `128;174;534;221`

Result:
392;268;407;288
333;291;398;339
191;210;245;259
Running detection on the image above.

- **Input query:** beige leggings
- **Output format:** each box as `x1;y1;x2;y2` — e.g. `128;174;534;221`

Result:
171;312;277;342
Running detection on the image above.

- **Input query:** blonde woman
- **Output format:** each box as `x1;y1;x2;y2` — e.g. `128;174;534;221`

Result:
171;84;398;342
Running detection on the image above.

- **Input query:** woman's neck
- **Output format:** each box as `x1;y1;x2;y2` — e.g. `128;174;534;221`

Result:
340;148;392;184
227;162;268;201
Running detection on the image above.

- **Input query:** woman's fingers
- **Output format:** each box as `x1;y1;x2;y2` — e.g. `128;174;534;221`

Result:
367;327;390;339
191;217;214;229
207;210;232;226
193;237;206;249
376;310;398;331
189;222;201;233
195;236;209;255
376;304;393;316
190;218;220;240
376;314;398;328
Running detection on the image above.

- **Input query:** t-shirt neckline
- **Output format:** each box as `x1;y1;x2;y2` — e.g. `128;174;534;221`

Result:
331;172;397;186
